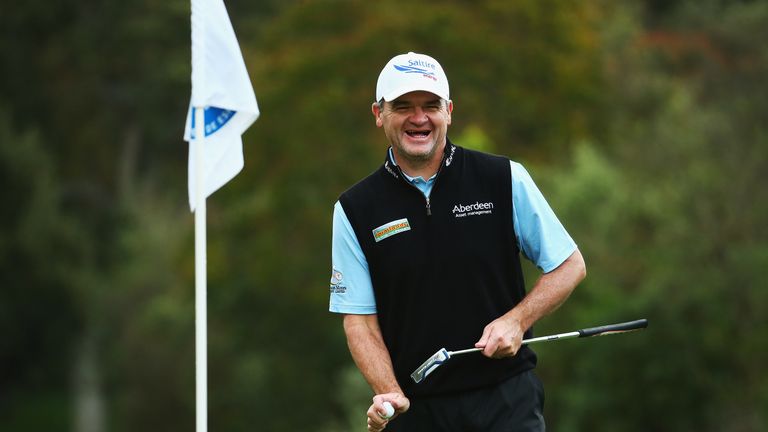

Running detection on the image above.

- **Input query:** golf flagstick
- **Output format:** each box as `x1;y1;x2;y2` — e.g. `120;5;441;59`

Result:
193;106;208;432
187;1;260;430
411;319;648;383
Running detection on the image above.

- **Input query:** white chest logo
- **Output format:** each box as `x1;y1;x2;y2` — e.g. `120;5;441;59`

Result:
452;201;494;218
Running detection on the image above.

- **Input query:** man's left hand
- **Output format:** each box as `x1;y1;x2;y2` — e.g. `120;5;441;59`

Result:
475;315;524;358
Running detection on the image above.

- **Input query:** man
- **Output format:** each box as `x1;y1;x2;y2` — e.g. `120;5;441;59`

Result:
329;52;586;432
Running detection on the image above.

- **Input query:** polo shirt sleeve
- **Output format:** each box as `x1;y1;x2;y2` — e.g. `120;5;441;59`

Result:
511;161;577;273
329;201;377;314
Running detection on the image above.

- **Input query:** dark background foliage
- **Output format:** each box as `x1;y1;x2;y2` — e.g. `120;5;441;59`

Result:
1;1;766;430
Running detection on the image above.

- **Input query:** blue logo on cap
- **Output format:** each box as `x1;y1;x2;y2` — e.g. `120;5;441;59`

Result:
393;58;439;82
394;64;436;76
394;63;438;83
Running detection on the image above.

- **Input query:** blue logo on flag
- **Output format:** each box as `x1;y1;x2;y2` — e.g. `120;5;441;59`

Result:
189;107;237;139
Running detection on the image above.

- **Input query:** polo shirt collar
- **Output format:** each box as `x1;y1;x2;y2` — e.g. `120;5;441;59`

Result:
383;139;457;181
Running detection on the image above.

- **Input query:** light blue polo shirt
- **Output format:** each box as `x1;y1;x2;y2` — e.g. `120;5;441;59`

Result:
329;157;577;314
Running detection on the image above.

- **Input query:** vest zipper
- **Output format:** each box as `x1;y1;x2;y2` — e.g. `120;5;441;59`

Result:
403;179;432;216
390;143;454;217
394;166;434;216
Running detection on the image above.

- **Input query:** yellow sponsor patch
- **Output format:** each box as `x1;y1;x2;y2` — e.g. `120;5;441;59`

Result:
372;218;411;242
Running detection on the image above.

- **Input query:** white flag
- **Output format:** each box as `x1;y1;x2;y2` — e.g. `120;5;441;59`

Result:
184;0;259;211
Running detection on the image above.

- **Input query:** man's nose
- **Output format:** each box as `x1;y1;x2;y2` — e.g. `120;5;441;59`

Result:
408;106;428;123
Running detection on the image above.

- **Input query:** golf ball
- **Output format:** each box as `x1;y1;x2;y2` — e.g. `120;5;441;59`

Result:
382;401;395;419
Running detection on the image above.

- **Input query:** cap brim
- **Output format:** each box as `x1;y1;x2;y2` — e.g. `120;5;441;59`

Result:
381;85;449;102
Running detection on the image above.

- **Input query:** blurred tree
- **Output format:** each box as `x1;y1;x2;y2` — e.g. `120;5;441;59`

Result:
533;1;768;430
0;107;84;430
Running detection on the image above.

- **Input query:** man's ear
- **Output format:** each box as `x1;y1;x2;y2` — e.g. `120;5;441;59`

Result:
372;102;383;127
446;100;453;125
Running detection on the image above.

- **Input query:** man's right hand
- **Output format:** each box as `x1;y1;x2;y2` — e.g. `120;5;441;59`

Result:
366;393;410;432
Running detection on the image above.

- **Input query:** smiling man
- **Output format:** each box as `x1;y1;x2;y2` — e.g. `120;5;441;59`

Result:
373;91;451;178
329;52;586;432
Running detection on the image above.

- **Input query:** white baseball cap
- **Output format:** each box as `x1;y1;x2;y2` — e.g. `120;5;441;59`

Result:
375;52;450;102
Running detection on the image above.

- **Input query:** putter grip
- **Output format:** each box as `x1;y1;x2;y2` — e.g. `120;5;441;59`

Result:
578;319;648;337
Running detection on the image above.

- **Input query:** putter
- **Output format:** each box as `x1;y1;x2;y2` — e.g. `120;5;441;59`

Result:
410;319;648;383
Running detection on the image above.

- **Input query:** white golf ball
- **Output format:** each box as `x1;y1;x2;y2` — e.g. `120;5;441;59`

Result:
381;401;395;419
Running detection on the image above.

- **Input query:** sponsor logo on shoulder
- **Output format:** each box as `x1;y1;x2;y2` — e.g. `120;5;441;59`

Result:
372;218;411;242
452;201;494;218
330;268;346;294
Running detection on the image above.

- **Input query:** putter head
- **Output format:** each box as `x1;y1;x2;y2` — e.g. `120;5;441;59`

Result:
410;348;451;383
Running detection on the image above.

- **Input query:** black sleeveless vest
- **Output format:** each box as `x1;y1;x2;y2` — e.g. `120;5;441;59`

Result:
339;141;536;397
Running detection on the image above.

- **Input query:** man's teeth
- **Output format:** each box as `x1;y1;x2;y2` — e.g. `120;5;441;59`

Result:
406;130;430;137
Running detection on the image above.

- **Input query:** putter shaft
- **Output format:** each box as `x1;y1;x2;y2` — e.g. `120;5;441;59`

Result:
411;319;648;383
